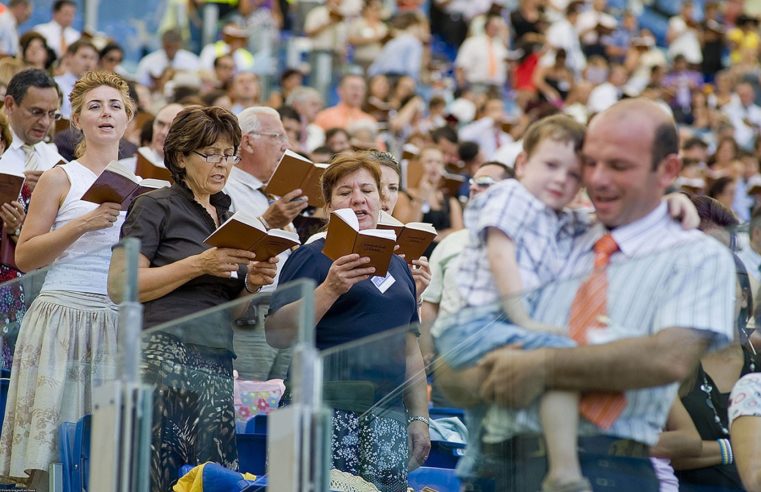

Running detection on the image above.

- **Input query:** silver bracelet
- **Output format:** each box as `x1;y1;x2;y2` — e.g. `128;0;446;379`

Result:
244;276;261;294
406;415;430;427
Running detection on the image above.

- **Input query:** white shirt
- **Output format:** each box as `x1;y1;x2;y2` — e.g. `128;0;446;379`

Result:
721;95;761;151
455;35;509;86
135;49;200;88
492;139;523;168
511;204;735;444
33;21;81;58
198;43;255;73
224;166;291;292
424;228;469;328
117;146;164;175
303;6;348;52
541;19;586;76
0;128;63;177
587;81;621;114
667;16;702;64
575;9;616;45
738;241;761;298
0;9;19;56
54;72;78;119
458;117;513;160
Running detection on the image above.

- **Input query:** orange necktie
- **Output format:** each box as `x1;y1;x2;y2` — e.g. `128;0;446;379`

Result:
568;233;627;429
487;38;497;79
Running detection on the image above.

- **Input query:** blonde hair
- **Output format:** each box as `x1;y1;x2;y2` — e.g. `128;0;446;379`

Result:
69;71;135;157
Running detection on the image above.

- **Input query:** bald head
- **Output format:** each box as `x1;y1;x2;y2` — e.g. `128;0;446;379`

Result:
591;98;677;170
152;103;184;159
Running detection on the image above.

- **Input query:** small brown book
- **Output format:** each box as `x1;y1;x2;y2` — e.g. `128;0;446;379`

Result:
377;211;437;263
263;150;328;208
80;161;170;210
205;211;300;260
54;118;70;135
405;158;424;190
322;208;397;277
0;172;24;207
440;173;466;197
135;149;173;182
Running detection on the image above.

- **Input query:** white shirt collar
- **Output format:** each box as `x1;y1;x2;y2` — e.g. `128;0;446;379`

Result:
229;166;265;191
8;127;43;152
610;202;670;257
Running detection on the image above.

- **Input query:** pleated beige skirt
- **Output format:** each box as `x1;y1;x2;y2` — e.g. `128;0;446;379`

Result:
0;290;118;482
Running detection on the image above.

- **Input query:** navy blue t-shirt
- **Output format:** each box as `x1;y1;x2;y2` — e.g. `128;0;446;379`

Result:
271;238;419;351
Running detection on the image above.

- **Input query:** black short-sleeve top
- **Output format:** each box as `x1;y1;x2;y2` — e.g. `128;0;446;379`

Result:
120;183;245;350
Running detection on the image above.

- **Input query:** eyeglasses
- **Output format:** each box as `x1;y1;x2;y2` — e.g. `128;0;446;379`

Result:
469;177;497;188
23;106;62;121
250;131;289;144
191;151;240;165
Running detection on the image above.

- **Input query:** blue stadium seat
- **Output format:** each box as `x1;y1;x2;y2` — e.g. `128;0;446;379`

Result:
408;466;461;491
424;440;465;469
638;8;669;47
0;369;9;433
59;415;91;492
237;416;268;476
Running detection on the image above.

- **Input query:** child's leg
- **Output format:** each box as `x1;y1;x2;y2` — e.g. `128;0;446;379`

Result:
539;390;587;488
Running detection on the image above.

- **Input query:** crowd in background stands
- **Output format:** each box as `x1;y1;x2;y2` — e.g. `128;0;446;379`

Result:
1;0;761;491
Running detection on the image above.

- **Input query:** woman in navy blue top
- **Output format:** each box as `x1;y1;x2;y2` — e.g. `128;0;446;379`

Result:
267;152;430;492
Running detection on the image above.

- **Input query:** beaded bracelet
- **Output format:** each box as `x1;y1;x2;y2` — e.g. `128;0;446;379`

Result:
717;438;733;465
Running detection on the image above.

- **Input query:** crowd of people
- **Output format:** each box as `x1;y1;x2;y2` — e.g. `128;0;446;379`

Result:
0;0;760;491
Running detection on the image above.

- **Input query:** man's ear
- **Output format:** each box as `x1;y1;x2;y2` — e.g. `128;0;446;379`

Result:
514;151;527;178
659;153;681;187
4;95;16;113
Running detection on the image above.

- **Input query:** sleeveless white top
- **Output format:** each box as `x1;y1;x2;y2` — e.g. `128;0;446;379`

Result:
41;161;127;295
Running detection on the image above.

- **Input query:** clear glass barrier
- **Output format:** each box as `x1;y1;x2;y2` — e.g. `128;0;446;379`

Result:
135;279;315;490
315;230;746;492
0;239;138;488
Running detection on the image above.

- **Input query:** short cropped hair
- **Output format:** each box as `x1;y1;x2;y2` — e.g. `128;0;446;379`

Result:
522;114;585;158
651;122;679;170
164;106;241;184
5;68;59;105
321;151;382;208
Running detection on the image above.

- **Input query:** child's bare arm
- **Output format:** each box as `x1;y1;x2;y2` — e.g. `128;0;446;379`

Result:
486;228;564;334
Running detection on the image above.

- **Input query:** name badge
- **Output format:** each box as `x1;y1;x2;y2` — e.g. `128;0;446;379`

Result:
370;273;396;293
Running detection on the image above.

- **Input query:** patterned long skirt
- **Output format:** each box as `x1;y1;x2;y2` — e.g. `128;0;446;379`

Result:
331;408;408;492
141;332;237;492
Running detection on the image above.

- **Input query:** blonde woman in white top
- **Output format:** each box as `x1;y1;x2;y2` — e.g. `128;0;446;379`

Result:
0;70;133;491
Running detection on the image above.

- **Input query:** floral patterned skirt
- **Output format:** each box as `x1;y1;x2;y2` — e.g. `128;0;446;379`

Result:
331;408;408;492
0;290;118;482
0;264;25;371
141;332;237;492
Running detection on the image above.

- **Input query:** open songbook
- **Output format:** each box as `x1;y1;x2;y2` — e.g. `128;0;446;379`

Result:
205;209;300;261
263;150;328;208
80;160;170;210
377;211;437;262
322;208;397;277
135;148;173;181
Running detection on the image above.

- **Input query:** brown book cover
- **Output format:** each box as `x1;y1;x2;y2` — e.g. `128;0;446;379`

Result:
0;173;24;207
405;158;424;189
135;149;173;182
440;173;466;197
263;150;328;208
81;161;170;210
205;211;300;260
322;208;396;277
54;117;70;135
377;211;437;262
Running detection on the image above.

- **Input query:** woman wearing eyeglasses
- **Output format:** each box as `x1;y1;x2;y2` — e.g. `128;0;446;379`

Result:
110;105;277;490
0;71;131;490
